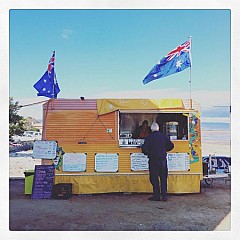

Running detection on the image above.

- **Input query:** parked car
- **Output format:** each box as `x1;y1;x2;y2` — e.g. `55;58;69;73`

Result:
23;131;42;138
13;131;42;142
9;139;33;152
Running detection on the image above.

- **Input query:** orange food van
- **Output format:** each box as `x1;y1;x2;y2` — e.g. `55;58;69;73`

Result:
41;98;202;194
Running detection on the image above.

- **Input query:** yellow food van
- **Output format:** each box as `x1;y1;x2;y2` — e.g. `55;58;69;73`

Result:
41;98;203;194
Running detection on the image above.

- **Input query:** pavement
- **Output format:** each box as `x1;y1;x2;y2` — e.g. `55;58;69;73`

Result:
8;177;231;232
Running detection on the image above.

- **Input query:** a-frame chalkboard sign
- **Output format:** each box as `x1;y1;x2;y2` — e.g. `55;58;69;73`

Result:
31;165;55;199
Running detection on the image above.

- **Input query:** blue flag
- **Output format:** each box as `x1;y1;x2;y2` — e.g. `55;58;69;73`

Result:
143;40;191;84
33;52;60;98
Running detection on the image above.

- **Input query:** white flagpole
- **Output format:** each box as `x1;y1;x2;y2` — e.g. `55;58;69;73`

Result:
52;51;55;99
189;36;193;109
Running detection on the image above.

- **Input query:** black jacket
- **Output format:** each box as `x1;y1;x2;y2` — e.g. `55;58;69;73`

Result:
141;131;174;161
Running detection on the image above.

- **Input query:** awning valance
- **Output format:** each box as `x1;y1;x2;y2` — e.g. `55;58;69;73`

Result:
96;99;184;115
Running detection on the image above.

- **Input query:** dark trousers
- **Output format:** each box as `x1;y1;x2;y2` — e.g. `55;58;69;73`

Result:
149;160;168;198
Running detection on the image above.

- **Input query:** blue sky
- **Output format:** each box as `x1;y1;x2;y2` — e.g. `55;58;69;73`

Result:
9;9;231;119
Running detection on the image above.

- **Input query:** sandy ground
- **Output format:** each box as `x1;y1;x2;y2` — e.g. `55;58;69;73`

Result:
9;151;41;178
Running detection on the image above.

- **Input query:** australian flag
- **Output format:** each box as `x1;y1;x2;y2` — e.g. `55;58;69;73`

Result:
143;40;191;84
33;51;60;98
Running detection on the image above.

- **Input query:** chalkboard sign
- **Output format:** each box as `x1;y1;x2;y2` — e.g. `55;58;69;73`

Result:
131;153;149;171
33;140;57;159
95;153;118;172
63;153;87;172
31;165;55;199
167;153;190;171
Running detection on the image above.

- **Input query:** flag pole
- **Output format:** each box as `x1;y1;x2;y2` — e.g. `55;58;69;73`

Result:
52;51;55;100
189;36;193;109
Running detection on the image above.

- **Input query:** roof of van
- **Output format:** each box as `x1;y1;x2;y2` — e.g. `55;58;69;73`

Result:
43;98;200;115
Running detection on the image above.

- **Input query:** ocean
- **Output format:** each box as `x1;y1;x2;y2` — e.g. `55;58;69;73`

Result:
201;122;230;131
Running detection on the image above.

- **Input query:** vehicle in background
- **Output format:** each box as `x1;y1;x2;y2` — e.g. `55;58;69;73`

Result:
202;155;231;174
23;131;42;139
12;131;42;142
9;139;33;152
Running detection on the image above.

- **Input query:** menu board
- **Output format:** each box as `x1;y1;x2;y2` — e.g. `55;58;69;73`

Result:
95;153;118;172
31;165;55;199
167;153;190;171
131;153;149;171
62;153;87;172
33;140;57;159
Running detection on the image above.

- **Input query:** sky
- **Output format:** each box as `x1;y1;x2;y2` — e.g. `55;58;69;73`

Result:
9;9;231;119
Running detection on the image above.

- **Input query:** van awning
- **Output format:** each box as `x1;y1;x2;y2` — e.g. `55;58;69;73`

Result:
96;99;184;115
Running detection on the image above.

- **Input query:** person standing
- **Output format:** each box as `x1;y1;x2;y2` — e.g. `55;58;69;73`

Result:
132;120;151;139
141;122;174;201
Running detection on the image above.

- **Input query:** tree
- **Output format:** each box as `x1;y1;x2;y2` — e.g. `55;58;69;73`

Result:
9;97;26;139
25;117;40;131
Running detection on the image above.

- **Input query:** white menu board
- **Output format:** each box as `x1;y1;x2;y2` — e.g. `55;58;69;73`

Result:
95;153;118;172
62;153;87;172
33;140;57;159
167;153;190;171
131;153;149;171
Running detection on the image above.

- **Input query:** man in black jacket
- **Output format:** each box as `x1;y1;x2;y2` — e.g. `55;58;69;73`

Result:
142;122;174;201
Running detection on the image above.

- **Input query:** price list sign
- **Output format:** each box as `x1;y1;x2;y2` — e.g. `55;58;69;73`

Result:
63;153;87;172
31;165;55;199
33;140;57;159
131;153;149;171
95;153;118;172
167;153;190;171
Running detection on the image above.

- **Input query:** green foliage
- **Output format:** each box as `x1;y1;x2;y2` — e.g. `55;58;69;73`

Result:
28;127;40;132
9;97;26;139
24;117;40;131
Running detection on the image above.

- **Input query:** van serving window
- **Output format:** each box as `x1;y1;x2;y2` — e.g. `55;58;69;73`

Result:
118;112;189;147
